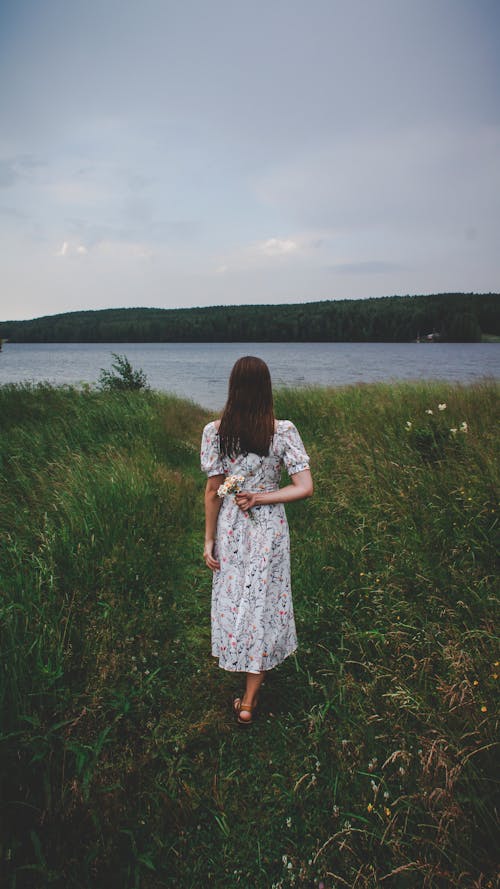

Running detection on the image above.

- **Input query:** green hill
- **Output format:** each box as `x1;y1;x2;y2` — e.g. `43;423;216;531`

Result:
1;292;498;342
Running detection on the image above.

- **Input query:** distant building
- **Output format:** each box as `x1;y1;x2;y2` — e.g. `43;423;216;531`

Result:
416;332;440;343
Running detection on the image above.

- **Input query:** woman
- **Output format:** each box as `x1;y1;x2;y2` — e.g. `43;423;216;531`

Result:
200;356;313;725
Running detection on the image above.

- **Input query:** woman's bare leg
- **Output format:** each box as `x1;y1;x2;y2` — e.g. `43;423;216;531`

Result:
238;671;265;722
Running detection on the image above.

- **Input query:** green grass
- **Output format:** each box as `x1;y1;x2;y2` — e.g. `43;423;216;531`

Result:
1;380;498;888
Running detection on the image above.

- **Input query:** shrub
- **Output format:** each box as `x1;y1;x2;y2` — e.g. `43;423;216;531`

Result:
98;353;149;391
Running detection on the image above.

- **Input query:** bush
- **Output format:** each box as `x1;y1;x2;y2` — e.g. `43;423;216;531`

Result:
98;353;149;391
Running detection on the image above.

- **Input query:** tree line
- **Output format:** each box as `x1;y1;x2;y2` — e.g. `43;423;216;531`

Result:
1;293;498;343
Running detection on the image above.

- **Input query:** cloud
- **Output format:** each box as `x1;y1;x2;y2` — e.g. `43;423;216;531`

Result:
0;155;42;188
259;237;298;256
330;261;403;275
55;240;88;257
255;125;500;235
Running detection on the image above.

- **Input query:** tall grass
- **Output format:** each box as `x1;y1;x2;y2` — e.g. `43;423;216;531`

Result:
1;380;498;888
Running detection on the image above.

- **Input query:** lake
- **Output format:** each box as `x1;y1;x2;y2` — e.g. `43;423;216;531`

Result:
1;341;499;409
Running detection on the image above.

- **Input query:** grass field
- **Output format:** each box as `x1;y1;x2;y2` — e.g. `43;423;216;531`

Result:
0;380;498;888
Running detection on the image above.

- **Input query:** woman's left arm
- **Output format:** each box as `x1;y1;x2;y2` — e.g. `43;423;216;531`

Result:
235;468;313;511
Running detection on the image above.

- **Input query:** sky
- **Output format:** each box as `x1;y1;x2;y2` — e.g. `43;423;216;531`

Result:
1;0;499;321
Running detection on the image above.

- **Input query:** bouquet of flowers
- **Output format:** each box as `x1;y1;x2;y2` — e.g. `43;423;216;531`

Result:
217;474;245;498
217;474;255;520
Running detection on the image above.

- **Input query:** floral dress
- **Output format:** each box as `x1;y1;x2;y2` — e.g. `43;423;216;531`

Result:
200;420;310;673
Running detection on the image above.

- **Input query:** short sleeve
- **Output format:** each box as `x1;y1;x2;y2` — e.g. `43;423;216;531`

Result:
200;422;225;477
281;421;310;475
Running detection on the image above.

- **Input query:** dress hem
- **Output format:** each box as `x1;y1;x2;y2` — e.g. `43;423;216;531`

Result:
211;648;297;673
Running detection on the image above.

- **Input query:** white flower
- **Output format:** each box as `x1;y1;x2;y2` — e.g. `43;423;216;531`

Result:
286;817;292;828
450;428;457;436
217;474;245;498
438;403;447;411
405;420;412;431
459;421;468;433
425;409;434;415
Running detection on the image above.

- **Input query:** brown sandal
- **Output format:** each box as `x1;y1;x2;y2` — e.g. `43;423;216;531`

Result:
233;697;255;725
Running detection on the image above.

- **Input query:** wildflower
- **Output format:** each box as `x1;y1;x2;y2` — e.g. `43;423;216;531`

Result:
494;661;499;667
332;805;340;817
286;817;292;828
384;807;391;817
217;474;245;498
425;409;433;415
282;855;288;866
473;679;479;686
492;673;498;680
450;427;457;436
459;421;468;433
383;790;390;799
481;705;487;713
398;766;405;775
405;420;412;430
438;403;447;411
367;803;373;812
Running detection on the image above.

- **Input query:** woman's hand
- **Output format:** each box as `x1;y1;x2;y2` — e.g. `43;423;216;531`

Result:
235;491;258;512
203;539;220;571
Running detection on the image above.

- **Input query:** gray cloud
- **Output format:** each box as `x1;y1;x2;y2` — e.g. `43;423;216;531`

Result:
330;262;405;275
0;154;43;187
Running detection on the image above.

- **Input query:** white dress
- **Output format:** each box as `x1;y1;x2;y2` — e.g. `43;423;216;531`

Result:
200;420;310;673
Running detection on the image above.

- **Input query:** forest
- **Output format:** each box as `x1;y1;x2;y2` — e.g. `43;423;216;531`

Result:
1;292;498;343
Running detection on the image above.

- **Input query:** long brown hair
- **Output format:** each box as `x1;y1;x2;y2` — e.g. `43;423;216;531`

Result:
218;356;275;457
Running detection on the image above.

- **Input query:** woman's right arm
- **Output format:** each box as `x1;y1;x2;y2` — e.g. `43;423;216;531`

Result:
235;468;313;512
204;475;225;571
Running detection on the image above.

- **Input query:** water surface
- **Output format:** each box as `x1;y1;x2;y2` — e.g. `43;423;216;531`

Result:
1;341;498;409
